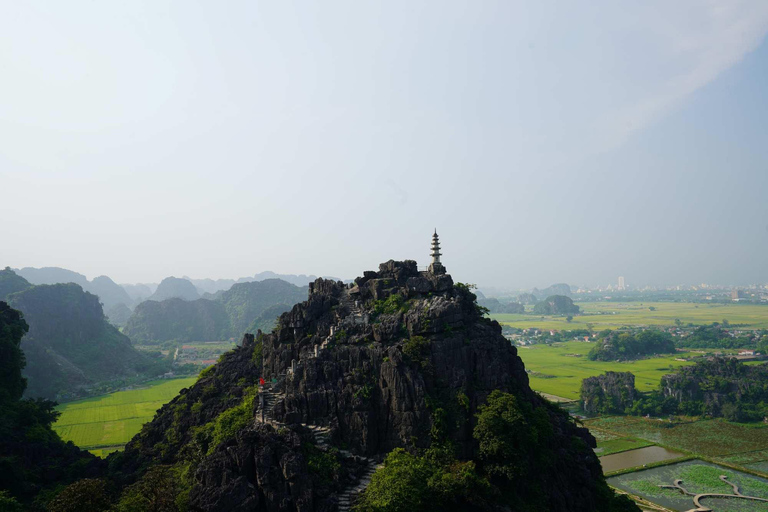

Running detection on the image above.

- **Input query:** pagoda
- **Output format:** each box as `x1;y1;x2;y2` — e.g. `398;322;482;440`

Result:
428;229;446;275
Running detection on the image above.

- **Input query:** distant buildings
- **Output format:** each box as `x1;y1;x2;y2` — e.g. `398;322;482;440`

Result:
731;289;746;301
618;276;626;291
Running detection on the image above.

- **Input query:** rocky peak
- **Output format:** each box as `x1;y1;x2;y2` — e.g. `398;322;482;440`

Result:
260;260;530;458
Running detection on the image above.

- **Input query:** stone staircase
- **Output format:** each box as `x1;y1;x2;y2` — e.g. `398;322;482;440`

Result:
256;387;285;425
254;386;381;511
338;457;382;511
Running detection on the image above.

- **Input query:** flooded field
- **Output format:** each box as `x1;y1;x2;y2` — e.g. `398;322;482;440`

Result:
599;445;685;473
608;460;768;511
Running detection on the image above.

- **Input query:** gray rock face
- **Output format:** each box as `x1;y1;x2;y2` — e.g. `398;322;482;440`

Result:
114;260;622;512
262;261;531;459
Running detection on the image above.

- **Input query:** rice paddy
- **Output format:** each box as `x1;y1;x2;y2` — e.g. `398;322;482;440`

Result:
53;377;197;456
517;340;696;400
491;301;768;331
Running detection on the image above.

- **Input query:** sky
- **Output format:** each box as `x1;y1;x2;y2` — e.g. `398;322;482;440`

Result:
1;0;767;290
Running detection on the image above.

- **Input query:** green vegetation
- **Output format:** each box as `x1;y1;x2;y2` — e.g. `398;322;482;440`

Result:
588;330;675;361
303;443;340;485
0;268;31;302
372;294;410;316
581;372;636;414
609;460;768;511
532;295;580;316
492;301;768;330
124;279;307;343
585;416;768;461
8;283;167;400
355;448;491;512
679;323;764;349
357;390;636;512
192;385;257;455
517;341;695;400
53;378;197;455
628;357;768;421
0;301;96;508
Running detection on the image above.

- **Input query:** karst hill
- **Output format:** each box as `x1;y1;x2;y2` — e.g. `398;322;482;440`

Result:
110;251;636;511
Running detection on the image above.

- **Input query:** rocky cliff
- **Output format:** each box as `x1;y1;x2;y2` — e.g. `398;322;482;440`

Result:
109;260;636;511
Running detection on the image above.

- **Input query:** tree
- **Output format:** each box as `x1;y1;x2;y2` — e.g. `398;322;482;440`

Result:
532;295;580;316
473;391;541;481
0;302;29;403
566;315;573;323
47;479;111;512
114;466;183;512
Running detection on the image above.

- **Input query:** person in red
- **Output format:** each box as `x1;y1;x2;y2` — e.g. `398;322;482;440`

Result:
259;377;265;387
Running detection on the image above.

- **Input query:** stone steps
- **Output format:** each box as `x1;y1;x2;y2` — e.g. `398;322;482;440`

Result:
337;459;382;511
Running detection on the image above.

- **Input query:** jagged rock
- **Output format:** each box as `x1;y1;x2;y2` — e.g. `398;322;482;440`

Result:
110;260;633;512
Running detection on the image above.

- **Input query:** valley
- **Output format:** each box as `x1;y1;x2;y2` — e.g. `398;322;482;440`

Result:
52;377;197;457
492;301;768;330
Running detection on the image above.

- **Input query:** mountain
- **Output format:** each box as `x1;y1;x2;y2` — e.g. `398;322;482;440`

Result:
123;279;308;343
13;267;134;315
7;283;165;400
532;283;572;299
124;298;230;344
477;297;525;314
187;272;345;295
105;302;133;327
217;279;308;337
104;260;636;511
183;277;237;295
15;266;89;287
0;267;32;301
120;282;155;303
146;276;200;302
87;275;134;311
0;302;100;508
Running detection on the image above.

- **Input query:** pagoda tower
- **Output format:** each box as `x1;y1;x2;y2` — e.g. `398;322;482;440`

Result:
428;229;446;275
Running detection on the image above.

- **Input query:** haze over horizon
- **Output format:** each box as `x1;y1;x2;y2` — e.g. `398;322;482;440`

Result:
2;1;768;289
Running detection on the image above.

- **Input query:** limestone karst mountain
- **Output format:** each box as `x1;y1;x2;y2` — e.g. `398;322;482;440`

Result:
0;267;32;301
8;283;166;400
123;279;308;343
14;267;134;314
146;276;201;302
108;259;637;511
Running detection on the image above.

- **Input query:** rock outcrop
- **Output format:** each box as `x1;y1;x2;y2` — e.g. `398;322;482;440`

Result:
111;260;635;511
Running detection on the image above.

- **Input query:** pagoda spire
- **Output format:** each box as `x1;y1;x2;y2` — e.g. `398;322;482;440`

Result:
428;229;446;275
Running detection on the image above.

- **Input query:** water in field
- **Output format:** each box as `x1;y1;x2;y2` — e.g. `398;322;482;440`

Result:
608;459;768;511
599;445;684;473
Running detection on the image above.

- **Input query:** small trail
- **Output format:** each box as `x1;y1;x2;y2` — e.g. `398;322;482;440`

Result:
660;475;768;512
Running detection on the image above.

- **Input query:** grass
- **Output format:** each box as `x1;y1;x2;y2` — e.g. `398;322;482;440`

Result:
596;437;655;456
609;460;768;512
516;341;696;400
53;377;196;455
585;416;768;461
492;301;768;330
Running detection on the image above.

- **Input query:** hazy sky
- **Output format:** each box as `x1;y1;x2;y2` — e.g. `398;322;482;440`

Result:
2;1;768;289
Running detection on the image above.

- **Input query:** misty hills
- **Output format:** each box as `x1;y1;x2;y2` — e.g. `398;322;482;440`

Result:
0;266;32;301
5;278;165;400
124;279;308;343
146;276;200;302
15;266;134;314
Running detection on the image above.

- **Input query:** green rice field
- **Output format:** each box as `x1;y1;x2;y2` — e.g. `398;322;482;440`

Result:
609;460;768;511
53;377;196;457
492;301;768;331
517;341;696;400
586;416;768;465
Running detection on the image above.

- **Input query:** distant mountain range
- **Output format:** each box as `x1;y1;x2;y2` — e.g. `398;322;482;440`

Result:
123;279;308;343
10;266;345;327
15;267;133;313
2;269;164;400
